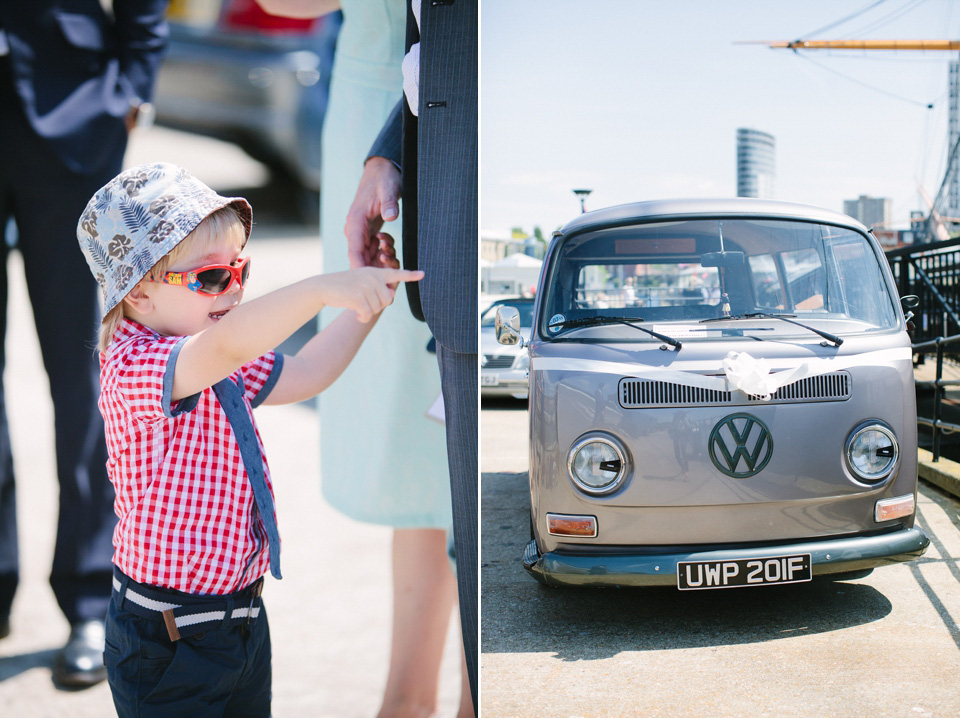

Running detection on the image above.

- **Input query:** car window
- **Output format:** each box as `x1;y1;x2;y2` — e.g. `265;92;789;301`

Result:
573;262;721;311
782;248;825;310
748;253;783;308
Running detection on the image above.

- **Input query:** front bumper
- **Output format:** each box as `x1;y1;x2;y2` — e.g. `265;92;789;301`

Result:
522;526;930;587
480;370;529;399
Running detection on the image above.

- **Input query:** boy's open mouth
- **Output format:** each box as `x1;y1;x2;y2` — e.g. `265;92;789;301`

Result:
209;309;230;321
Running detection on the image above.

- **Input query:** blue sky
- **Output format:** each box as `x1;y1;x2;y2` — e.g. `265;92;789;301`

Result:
481;0;960;234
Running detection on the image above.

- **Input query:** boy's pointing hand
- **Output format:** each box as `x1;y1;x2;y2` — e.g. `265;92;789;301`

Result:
323;267;424;323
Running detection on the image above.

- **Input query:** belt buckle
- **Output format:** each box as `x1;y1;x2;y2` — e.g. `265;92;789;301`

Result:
246;578;263;624
162;609;182;642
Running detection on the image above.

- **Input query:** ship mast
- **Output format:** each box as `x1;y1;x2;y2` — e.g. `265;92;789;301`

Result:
764;38;960;241
768;39;960;51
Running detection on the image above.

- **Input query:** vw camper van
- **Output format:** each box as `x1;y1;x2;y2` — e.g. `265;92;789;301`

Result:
495;198;929;590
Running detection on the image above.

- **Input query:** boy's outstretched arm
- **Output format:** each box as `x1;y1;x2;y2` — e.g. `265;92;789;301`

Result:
171;266;422;401
263;233;403;404
260;308;379;405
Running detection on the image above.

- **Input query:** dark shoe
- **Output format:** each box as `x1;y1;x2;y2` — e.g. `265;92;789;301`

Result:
53;619;107;688
0;616;9;639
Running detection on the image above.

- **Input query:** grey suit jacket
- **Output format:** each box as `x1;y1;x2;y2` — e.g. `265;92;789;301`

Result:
370;0;477;356
0;0;169;174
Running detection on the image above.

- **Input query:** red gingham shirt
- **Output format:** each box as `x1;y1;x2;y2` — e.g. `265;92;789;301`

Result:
99;319;281;595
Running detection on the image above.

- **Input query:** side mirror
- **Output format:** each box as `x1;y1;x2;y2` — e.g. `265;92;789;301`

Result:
701;251;745;268
900;295;919;328
495;306;524;347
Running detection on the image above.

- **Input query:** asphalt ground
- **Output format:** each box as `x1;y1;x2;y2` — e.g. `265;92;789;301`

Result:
0;128;464;717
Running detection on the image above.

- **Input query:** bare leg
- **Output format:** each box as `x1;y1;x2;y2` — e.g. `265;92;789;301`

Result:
378;528;457;718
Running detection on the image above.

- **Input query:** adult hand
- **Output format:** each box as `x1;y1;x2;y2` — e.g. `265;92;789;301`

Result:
344;157;402;269
375;233;401;289
124;102;154;133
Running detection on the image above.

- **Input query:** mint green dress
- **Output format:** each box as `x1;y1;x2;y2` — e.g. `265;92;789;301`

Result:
318;0;451;529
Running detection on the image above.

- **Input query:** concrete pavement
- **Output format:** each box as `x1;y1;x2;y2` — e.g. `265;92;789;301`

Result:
0;150;464;715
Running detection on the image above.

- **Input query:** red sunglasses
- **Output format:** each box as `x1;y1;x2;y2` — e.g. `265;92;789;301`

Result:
150;256;251;296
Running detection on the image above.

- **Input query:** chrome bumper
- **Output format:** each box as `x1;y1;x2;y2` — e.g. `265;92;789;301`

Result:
522;526;930;587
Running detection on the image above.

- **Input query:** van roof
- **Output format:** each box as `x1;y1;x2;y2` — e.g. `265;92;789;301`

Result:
555;198;869;237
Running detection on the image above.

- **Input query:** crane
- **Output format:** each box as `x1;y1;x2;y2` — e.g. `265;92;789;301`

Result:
760;37;960;242
767;40;960;51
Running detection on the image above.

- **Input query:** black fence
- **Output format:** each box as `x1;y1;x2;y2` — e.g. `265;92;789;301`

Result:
887;236;960;346
887;236;960;460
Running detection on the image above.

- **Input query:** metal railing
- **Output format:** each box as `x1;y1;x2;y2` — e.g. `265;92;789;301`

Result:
887;237;960;345
912;335;960;461
887;237;960;460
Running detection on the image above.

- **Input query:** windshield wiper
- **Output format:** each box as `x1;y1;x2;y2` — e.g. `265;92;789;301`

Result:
700;312;842;347
548;315;682;350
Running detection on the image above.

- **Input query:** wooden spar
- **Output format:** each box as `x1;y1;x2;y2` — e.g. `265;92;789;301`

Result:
766;39;960;51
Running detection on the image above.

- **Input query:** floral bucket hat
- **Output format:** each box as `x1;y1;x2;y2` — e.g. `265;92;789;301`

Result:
77;162;253;316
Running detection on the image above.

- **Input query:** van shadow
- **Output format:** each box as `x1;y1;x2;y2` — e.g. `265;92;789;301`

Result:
481;471;893;662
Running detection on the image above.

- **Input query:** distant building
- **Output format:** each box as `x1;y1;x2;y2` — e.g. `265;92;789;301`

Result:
481;228;546;264
843;195;891;229
480;228;531;264
736;128;775;199
871;229;899;247
911;210;927;234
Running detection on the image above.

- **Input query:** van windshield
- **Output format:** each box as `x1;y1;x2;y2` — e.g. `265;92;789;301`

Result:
541;218;899;342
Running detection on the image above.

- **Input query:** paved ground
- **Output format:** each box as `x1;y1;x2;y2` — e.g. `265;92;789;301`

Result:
0;128;464;716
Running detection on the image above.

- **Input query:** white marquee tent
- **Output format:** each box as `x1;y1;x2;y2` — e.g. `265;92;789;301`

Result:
482;252;543;295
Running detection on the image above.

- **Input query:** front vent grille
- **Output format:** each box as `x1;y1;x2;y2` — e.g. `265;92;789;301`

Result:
762;372;851;402
619;371;851;408
620;380;731;407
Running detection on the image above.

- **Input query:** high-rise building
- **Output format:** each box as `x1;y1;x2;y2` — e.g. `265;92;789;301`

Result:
843;195;892;228
736;128;775;199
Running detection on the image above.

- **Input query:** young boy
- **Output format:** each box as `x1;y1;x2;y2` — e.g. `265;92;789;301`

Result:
76;162;420;717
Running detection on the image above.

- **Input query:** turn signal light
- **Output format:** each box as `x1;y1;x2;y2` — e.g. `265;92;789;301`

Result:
546;513;597;537
875;494;915;522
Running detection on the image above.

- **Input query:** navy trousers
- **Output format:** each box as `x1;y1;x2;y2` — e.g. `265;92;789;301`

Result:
437;344;478;700
105;590;272;717
0;55;117;624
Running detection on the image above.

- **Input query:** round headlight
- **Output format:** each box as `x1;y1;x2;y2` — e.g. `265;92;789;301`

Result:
567;434;628;495
846;422;898;482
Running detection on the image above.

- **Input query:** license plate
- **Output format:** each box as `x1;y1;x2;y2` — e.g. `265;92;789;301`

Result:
677;554;812;590
481;374;499;386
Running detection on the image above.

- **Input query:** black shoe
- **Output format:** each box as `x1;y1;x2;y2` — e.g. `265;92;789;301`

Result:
53;619;107;688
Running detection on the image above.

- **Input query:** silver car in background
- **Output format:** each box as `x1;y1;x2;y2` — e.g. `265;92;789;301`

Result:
496;198;929;590
481;297;534;400
153;0;340;192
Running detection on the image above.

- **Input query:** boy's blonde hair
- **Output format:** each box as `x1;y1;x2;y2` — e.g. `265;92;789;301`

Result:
98;206;249;353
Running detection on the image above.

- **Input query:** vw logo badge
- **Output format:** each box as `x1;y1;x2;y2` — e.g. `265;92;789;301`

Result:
708;413;773;478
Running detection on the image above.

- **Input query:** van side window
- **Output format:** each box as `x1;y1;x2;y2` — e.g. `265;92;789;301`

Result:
782;248;825;310
748;254;784;309
828;237;895;326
